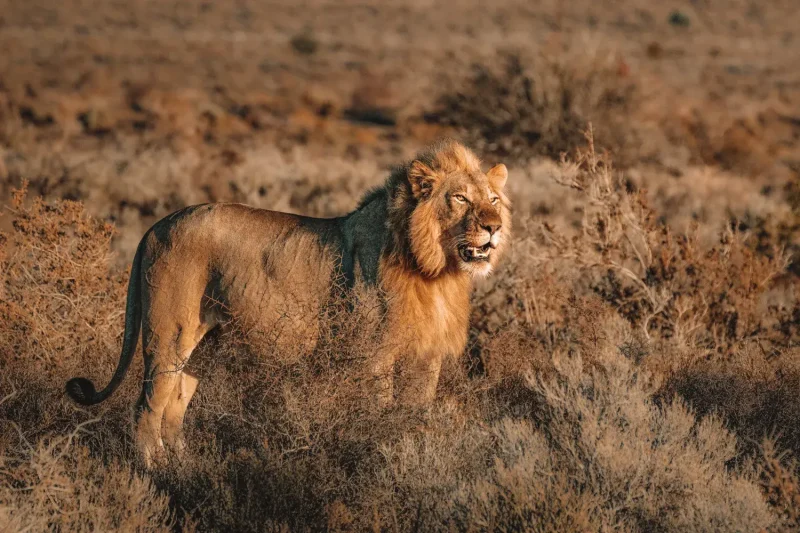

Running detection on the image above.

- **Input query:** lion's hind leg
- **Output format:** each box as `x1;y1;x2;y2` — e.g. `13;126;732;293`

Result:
134;341;180;468
135;318;207;467
162;369;200;457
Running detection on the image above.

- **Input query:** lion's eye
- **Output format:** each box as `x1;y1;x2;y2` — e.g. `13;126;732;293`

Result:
453;194;468;203
490;196;500;205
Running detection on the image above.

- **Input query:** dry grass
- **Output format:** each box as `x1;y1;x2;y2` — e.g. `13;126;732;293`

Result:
1;420;173;533
1;0;800;531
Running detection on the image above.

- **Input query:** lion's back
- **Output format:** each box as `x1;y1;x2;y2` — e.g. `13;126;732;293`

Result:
141;203;347;355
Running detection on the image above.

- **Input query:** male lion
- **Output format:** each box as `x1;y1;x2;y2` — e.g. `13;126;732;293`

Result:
66;140;511;466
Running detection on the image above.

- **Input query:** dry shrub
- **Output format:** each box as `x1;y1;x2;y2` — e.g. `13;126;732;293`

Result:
761;438;800;531
664;345;800;462
0;185;154;530
383;348;775;532
0;420;172;533
0;182;127;364
0;183;136;452
429;51;639;165
183;325;778;531
546;128;793;357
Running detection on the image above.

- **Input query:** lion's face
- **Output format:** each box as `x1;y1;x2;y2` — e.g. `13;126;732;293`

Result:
407;158;511;278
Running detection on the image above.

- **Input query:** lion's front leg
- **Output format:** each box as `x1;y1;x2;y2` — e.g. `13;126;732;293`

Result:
398;354;443;406
370;349;395;408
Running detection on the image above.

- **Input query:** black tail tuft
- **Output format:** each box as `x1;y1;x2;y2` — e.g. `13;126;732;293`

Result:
66;377;98;405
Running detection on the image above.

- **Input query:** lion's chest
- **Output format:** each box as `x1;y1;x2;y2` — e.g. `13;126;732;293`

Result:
382;267;471;358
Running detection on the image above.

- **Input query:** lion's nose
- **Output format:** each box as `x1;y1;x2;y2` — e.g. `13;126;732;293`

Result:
482;222;501;235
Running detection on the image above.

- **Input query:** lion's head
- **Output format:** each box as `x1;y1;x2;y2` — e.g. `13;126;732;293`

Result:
388;140;511;278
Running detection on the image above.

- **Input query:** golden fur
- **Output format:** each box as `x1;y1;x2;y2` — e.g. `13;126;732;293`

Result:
66;140;511;466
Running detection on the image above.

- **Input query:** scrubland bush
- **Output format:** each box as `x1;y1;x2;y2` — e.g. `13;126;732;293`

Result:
437;351;775;532
0;186;160;531
429;52;640;165
0;183;127;364
0;183;135;453
545;129;793;356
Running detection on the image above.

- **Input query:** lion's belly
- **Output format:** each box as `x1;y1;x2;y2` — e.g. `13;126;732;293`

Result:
231;286;324;358
216;255;337;358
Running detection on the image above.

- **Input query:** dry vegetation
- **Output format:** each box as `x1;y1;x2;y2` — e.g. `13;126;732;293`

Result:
1;0;800;531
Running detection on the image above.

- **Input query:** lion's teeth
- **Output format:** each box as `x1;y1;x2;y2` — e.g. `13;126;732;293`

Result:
470;247;488;258
461;246;490;260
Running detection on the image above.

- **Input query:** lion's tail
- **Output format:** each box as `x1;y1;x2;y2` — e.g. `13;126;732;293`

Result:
66;234;146;406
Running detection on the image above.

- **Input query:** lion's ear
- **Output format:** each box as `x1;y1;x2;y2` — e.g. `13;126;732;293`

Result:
408;161;438;199
486;164;508;190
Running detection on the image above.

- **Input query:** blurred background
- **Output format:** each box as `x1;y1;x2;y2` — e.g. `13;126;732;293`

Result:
0;0;797;260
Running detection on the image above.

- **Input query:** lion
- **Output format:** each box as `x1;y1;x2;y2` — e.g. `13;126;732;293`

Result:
66;139;511;466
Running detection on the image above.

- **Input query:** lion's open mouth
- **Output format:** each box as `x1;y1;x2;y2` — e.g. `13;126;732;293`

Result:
458;242;493;262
